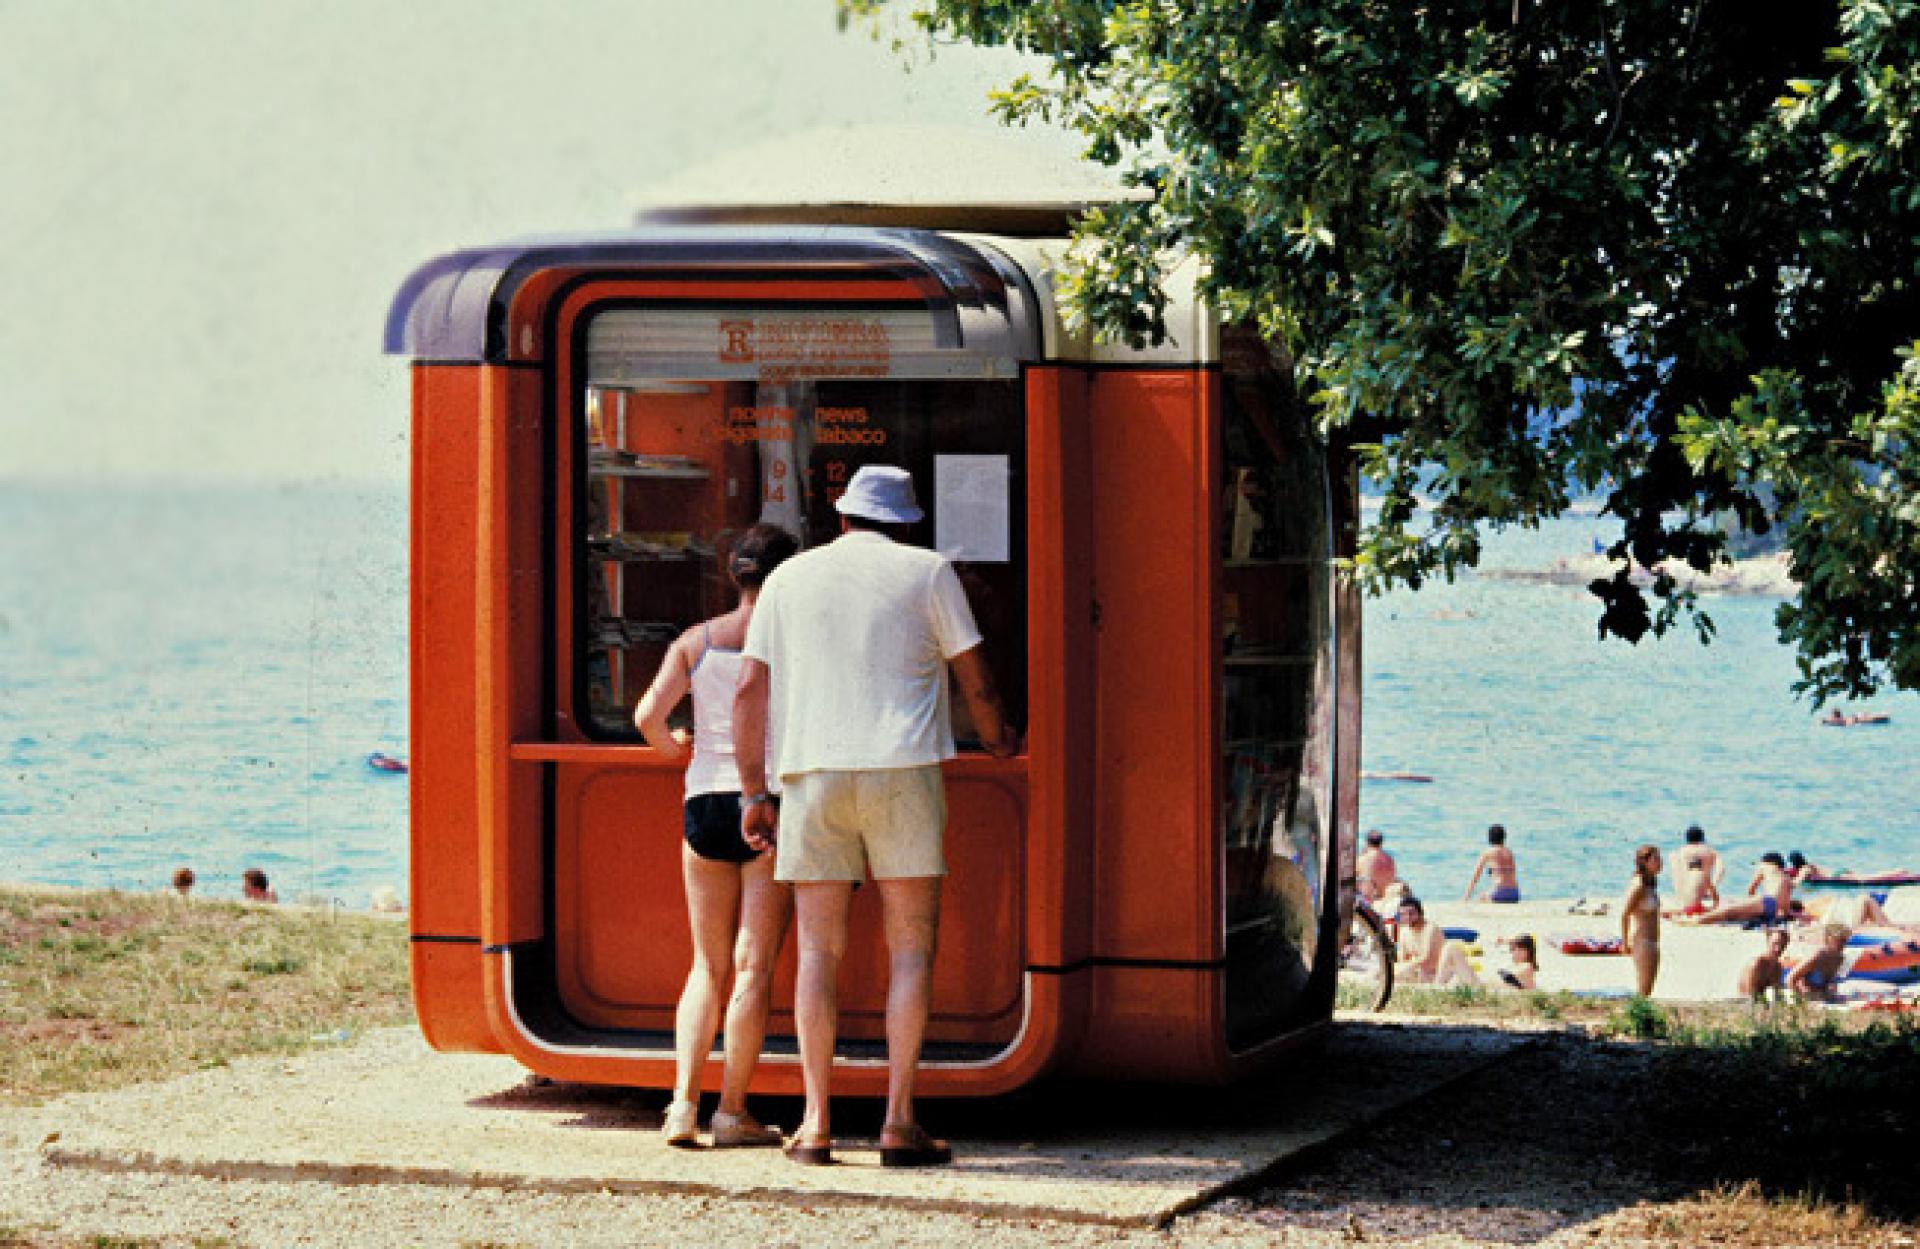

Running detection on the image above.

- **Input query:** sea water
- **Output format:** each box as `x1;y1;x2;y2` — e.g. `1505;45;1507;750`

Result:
1363;512;1920;902
0;481;408;904
1;482;1915;905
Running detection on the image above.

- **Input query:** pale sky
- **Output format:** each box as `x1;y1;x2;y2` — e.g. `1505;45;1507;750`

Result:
0;0;1074;483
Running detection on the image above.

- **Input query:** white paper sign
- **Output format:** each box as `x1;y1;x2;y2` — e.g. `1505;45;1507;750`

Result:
934;454;1010;563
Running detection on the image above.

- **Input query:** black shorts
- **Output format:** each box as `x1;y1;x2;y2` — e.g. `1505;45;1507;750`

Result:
683;792;772;863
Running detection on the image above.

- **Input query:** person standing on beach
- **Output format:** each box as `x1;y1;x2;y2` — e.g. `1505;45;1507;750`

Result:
1620;844;1662;997
1464;824;1521;902
633;523;798;1150
734;465;1018;1168
169;867;194;898
1356;829;1397;902
241;869;276;903
1672;823;1724;914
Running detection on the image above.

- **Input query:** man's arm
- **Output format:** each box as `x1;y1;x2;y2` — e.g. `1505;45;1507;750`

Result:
950;644;1018;758
733;658;778;851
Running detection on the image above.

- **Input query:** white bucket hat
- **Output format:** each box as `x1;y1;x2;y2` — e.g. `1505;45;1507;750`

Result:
834;465;923;524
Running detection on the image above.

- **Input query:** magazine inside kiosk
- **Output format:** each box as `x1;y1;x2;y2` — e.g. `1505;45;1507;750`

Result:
388;209;1361;1096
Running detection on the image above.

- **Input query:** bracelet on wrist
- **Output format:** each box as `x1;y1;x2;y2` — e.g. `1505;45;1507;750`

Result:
742;792;771;807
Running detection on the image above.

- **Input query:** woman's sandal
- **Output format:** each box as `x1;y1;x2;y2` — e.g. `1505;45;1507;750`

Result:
879;1122;952;1167
710;1109;783;1149
783;1132;836;1166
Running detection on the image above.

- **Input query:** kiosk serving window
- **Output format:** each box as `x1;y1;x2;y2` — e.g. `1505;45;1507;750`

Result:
575;306;1028;743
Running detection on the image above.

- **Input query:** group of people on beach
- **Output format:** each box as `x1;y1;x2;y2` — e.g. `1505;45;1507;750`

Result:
1357;822;1911;1002
1358;826;1539;990
630;466;1016;1167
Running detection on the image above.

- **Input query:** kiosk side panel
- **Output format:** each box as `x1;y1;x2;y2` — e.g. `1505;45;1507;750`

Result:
1071;367;1223;1079
408;362;501;1054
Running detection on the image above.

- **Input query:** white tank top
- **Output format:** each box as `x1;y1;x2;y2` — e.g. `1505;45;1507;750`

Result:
683;629;776;799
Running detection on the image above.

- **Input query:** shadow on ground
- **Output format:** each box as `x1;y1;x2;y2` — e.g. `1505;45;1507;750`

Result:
1238;1024;1920;1245
461;1017;1919;1239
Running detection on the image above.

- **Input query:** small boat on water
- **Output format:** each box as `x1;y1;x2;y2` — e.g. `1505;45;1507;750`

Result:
366;752;409;774
1819;710;1891;727
1801;869;1920;889
1362;770;1435;783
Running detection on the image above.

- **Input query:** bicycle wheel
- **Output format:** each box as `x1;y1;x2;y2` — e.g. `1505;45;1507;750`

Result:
1337;903;1394;1011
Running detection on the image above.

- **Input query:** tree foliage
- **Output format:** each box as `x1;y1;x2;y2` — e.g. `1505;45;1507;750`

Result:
844;0;1920;702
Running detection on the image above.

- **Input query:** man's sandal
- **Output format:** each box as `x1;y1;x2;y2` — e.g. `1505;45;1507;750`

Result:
879;1122;953;1167
783;1133;836;1166
710;1109;783;1148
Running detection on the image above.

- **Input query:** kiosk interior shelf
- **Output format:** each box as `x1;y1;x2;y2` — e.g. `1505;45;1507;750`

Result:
582;402;732;733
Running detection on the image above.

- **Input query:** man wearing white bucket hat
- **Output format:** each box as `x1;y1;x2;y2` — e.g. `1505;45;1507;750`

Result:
734;464;1017;1167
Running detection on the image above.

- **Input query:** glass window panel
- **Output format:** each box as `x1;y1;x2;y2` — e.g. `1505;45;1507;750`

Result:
1220;327;1336;1051
576;309;1027;743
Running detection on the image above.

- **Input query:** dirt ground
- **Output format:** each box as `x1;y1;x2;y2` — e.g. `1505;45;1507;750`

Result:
1233;1035;1673;1243
5;1023;1917;1247
1227;1029;1918;1246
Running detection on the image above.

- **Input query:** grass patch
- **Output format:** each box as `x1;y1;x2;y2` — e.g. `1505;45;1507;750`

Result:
0;886;411;1105
1364;981;1920;1225
1607;1180;1914;1247
1635;1013;1920;1220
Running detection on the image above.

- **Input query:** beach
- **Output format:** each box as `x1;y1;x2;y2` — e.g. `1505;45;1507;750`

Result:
1411;888;1920;1005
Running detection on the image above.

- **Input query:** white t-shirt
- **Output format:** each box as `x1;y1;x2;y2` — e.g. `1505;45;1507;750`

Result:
743;530;983;776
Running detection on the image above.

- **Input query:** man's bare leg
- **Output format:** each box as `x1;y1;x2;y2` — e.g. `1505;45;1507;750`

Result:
874;875;941;1133
791;881;854;1143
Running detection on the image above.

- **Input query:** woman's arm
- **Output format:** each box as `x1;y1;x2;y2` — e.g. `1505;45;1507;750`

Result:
633;633;696;762
1621;882;1642;952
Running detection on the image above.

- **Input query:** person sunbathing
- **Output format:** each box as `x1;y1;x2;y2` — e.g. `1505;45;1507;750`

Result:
1394;897;1445;983
1736;928;1791;1002
1805;891;1910;932
1676;852;1796;925
1497;934;1539;991
1785;924;1852;1003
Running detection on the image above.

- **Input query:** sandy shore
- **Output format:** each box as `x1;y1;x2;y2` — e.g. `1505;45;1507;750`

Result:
1419;892;1920;1003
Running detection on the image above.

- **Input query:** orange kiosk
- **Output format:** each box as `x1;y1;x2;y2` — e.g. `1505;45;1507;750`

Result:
387;208;1362;1096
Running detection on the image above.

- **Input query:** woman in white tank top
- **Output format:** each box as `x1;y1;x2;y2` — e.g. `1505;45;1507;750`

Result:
634;523;799;1149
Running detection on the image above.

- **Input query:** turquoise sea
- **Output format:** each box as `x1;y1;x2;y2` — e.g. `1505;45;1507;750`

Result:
1;482;1914;905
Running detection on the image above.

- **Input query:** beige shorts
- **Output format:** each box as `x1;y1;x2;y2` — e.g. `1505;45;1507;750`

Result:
775;766;947;882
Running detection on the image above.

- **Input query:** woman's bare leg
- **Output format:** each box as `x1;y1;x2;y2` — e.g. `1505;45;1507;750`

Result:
673;845;742;1108
717;852;792;1116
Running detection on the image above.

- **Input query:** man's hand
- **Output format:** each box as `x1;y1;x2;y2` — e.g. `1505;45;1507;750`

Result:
950;645;1019;759
742;799;779;853
986;724;1022;759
